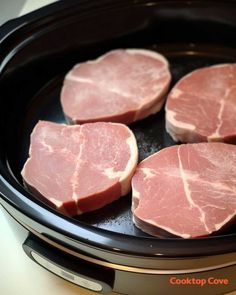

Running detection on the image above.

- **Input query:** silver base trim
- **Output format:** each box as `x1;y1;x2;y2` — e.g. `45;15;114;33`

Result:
23;221;236;275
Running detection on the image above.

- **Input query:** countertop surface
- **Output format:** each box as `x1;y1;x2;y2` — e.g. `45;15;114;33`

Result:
0;1;236;295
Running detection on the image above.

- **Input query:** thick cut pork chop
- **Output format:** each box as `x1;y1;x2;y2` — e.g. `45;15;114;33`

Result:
22;121;138;216
61;49;171;124
166;64;236;143
132;143;236;238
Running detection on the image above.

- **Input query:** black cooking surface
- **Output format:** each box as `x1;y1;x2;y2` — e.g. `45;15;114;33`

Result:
11;44;236;238
1;0;236;257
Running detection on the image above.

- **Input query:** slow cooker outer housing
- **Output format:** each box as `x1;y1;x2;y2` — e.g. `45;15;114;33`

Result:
0;1;236;294
2;202;236;295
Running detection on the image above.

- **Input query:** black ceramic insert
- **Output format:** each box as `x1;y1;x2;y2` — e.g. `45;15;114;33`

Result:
0;0;236;257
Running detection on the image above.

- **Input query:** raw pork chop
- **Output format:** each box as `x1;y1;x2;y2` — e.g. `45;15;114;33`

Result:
61;49;171;124
165;64;236;143
132;143;236;238
22;121;138;216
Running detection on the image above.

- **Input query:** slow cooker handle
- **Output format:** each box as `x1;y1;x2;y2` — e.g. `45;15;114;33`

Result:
23;234;114;294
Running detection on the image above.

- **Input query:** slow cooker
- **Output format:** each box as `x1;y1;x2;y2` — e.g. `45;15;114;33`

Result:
0;1;236;294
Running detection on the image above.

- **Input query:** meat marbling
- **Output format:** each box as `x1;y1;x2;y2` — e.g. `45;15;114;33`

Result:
61;49;171;124
132;142;236;238
22;121;138;216
165;64;236;143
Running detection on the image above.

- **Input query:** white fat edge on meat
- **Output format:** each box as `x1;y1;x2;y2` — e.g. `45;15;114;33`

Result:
134;86;165;120
165;111;195;131
134;73;171;121
28;123;39;157
60;80;69;101
135;95;165;121
131;152;163;210
131;50;172;120
131;186;140;200
131;167;159;211
135;217;191;239
65;73;94;84
66;122;137;198
28;121;51;157
163;67;200;105
166;109;196;131
214;210;236;231
21;159;29;178
165;123;191;143
169;88;183;99
119;130;138;195
20;124;39;177
177;145;210;233
146;97;165;115
101;123;138;196
131;185;140;212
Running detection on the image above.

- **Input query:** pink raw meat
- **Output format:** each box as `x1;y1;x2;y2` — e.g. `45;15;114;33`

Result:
132;143;236;238
165;64;236;143
61;49;171;124
22;121;138;216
